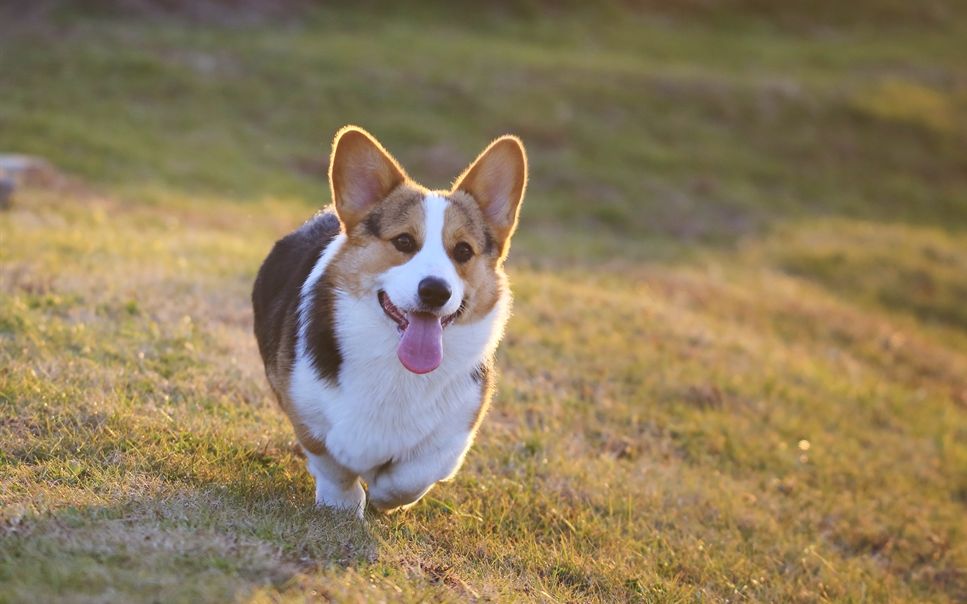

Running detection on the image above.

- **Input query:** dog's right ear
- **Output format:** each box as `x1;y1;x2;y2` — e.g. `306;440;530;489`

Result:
329;126;406;231
451;135;527;259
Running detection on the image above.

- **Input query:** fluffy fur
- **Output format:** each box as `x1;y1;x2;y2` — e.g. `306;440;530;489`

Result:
252;126;526;516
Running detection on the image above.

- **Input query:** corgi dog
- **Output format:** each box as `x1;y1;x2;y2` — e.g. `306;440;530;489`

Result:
252;126;527;517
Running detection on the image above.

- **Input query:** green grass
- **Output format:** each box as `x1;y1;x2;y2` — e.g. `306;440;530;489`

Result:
2;2;966;602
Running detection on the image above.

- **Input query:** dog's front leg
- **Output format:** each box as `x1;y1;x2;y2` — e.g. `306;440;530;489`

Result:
365;431;473;513
305;448;366;519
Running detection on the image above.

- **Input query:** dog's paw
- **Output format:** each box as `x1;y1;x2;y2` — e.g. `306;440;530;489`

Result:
315;481;366;519
367;482;430;514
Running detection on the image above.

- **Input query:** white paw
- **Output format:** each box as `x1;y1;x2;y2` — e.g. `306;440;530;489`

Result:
315;479;366;519
368;480;433;514
305;451;366;519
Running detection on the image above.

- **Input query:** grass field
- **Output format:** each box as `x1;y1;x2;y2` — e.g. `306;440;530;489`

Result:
2;2;966;602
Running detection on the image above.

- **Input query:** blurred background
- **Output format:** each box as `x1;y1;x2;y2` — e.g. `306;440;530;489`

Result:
4;1;965;257
1;1;965;602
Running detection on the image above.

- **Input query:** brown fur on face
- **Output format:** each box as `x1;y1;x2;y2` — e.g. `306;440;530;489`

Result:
327;186;506;325
327;183;427;297
442;190;505;322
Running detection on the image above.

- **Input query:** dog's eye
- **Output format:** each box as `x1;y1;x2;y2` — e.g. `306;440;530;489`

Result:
452;242;474;263
391;233;416;253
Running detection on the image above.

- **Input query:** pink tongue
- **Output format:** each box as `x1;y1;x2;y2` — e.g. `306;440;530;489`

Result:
397;312;443;374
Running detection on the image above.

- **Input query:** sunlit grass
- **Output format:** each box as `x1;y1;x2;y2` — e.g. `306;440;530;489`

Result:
1;3;966;602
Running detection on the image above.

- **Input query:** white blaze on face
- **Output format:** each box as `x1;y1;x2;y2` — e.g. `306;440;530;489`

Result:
380;194;465;374
380;194;464;316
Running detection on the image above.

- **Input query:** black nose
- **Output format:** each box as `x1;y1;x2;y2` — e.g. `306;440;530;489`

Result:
418;277;452;308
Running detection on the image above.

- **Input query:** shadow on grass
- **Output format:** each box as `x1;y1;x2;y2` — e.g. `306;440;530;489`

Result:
0;422;377;602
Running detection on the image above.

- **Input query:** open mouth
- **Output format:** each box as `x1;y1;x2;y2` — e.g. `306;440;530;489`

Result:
377;290;463;375
377;290;461;332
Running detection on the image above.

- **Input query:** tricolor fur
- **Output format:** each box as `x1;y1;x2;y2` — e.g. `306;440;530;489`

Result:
252;126;527;516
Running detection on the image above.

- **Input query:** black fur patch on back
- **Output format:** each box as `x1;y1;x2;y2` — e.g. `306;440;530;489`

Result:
252;210;342;385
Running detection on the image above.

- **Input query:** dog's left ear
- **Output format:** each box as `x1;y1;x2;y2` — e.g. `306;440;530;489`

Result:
329;125;407;231
451;136;527;258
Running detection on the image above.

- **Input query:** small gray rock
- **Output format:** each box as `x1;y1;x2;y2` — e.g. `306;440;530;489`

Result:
0;154;53;187
1;153;57;209
0;154;47;173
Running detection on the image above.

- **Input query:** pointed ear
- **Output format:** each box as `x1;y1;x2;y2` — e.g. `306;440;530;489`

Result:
329;126;407;230
451;136;527;258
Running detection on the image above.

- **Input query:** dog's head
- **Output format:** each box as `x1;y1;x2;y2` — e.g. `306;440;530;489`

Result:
326;126;527;374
